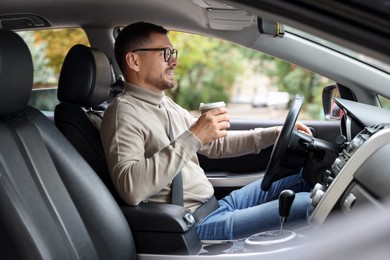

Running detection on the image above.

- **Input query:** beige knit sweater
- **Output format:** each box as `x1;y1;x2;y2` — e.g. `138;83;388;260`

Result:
100;82;278;213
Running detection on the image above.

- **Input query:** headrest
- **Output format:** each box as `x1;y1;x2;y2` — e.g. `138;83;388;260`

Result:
58;44;112;107
0;30;33;117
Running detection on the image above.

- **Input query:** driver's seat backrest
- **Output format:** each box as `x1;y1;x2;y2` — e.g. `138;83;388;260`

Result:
0;30;136;259
55;44;121;202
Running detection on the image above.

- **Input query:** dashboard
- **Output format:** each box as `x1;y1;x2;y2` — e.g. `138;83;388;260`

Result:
308;98;390;225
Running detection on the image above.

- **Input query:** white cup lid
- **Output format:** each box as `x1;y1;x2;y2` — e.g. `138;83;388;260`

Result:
199;101;226;110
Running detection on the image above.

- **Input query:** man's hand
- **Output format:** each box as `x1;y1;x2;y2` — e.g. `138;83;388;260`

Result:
190;107;230;144
276;121;312;137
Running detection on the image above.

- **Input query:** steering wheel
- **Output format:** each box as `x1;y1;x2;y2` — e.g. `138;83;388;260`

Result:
261;94;304;191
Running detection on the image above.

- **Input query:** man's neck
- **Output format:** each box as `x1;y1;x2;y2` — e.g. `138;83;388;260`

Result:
124;82;164;106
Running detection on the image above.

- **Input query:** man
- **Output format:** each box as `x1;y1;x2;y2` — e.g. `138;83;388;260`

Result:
100;21;312;240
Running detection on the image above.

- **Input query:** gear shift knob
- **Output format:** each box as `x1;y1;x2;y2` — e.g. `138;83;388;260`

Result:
279;190;295;233
244;189;297;247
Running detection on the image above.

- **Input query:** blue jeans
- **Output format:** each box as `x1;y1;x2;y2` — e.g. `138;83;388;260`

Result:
196;173;311;240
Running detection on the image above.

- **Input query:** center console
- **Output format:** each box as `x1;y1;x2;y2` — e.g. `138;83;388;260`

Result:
308;124;390;225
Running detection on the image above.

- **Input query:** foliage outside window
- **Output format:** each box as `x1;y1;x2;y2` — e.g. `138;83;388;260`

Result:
20;28;331;120
378;95;390;109
18;29;89;111
169;31;332;120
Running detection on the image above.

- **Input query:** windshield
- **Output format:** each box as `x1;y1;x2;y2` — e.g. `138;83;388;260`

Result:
285;26;390;74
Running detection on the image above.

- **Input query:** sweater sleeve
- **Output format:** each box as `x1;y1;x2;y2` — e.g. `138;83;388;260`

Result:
198;126;278;159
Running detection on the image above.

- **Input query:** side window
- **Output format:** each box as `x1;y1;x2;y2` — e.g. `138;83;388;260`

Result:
378;95;390;109
168;31;333;121
18;29;89;111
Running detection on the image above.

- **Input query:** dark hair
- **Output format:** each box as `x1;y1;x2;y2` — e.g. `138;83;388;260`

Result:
114;22;168;73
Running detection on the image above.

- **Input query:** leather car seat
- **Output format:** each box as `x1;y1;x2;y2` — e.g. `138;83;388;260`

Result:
55;44;121;202
0;30;136;259
54;44;203;255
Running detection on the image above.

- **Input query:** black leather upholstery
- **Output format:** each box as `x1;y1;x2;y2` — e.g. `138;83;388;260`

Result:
0;30;136;259
55;44;121;201
0;30;33;116
57;44;112;106
54;44;203;255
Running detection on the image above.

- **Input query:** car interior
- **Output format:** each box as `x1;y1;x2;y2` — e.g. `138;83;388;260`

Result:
1;0;390;259
0;30;136;260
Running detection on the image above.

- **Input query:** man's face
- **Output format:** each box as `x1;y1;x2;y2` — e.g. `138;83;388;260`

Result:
136;33;179;92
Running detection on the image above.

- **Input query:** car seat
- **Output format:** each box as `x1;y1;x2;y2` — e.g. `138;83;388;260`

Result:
0;30;136;259
54;44;122;201
54;44;203;255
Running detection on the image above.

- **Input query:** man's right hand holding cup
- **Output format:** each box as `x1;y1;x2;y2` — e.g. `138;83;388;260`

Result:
190;101;230;144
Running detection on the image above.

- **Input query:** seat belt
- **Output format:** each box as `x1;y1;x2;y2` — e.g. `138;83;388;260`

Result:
162;102;184;206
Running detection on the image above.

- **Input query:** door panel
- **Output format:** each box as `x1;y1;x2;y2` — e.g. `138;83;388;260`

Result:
200;118;340;198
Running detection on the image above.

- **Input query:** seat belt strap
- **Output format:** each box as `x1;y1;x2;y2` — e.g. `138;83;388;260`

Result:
162;102;184;206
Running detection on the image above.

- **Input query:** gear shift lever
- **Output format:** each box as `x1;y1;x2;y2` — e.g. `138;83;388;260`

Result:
245;189;297;248
279;190;295;234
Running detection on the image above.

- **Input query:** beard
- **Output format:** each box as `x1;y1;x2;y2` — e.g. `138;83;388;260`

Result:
145;69;176;91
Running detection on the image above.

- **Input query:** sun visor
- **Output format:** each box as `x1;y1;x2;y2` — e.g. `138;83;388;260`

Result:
191;0;255;31
207;9;255;30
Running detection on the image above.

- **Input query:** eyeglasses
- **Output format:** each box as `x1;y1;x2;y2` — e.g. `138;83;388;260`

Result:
131;47;178;62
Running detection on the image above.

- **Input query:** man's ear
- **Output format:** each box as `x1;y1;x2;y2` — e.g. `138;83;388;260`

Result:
125;52;140;72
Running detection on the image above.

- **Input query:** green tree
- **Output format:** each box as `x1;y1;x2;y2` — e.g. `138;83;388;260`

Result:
244;52;331;119
17;31;56;87
34;29;89;75
168;32;246;110
275;62;331;119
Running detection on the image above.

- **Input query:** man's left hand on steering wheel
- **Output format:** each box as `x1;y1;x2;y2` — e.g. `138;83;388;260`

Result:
276;122;312;137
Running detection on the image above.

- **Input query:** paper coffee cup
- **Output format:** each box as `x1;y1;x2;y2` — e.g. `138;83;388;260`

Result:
199;101;226;114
